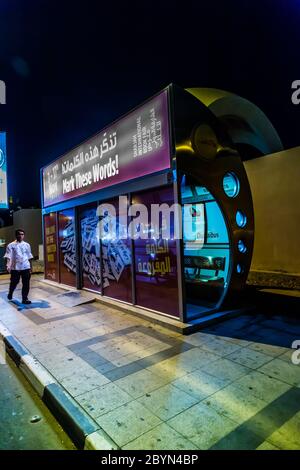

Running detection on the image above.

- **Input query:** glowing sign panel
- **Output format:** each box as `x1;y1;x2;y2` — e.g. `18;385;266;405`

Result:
42;90;171;207
0;132;8;209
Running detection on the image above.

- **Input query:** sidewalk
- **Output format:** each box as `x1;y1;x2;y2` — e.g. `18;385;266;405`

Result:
0;274;300;450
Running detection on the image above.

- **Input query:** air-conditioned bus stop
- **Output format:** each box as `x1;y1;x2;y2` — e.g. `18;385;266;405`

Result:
41;84;256;326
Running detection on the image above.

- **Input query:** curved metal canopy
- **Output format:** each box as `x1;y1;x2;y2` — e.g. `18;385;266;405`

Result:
186;88;283;159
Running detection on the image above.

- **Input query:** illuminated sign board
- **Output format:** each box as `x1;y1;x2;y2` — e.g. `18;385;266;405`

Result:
42;90;171;207
0;132;8;209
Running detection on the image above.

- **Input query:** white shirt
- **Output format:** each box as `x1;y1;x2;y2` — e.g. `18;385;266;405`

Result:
4;240;33;271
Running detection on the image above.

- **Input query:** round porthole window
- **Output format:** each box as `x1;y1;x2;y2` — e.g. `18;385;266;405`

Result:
238;239;247;253
236;210;247;228
223;172;240;198
237;264;244;274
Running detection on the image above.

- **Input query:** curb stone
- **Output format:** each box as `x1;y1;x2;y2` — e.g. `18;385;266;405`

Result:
0;320;118;450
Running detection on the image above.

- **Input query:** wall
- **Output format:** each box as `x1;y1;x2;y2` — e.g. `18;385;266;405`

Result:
244;146;300;274
0;225;14;271
0;209;42;258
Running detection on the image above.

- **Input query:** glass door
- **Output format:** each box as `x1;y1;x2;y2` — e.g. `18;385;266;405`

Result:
181;174;231;318
79;203;102;292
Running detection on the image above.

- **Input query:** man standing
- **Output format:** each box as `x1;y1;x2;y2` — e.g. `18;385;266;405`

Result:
4;229;33;304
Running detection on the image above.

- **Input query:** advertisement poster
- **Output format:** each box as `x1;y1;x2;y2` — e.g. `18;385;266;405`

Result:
80;205;101;291
0;132;8;209
42;91;171;207
132;186;179;317
44;213;58;281
58;209;77;287
101;198;132;303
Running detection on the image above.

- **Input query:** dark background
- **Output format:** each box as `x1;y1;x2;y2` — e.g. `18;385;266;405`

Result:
0;0;299;207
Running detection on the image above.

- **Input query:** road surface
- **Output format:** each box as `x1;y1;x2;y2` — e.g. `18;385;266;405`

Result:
0;340;76;450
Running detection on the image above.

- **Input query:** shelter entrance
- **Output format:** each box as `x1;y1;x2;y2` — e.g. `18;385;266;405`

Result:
180;174;231;318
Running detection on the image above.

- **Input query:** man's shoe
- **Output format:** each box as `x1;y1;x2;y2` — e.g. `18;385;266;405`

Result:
22;299;32;305
7;294;12;301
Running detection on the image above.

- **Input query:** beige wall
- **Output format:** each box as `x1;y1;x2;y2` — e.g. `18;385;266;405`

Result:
0;225;14;246
0;209;42;258
244;147;300;274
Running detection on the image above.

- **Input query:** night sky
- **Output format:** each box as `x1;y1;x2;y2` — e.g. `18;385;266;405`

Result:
0;0;299;207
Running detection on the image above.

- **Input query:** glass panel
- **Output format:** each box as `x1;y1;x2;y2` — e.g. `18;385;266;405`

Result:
58;208;76;287
223;172;240;198
236;210;247;228
79;204;101;291
132;186;180;317
181;174;230;315
44;213;59;282
101;198;132;303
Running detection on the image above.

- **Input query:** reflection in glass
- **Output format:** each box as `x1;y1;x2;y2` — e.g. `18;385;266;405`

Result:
236;210;247;228
181;174;230;317
223;172;240;198
238;239;247;253
44;213;58;282
132;186;180;317
237;263;244;274
58;209;76;287
79;204;101;291
101;198;132;303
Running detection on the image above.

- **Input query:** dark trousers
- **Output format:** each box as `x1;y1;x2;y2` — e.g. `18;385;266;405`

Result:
9;269;31;301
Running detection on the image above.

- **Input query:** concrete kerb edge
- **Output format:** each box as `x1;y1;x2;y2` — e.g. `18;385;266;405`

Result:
0;320;118;450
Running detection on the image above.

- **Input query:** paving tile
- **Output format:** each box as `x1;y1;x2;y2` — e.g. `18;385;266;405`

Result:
38;346;77;362
209;385;300;449
279;349;296;364
60;368;110;396
39;320;71;332
52;329;92;346
176;348;220;367
44;357;92;381
83;325;116;337
201;358;251;382
150;352;197;374
115;369;170;399
146;360;189;381
77;350;108;368
219;336;252;348
144;343;171;355
256;441;281;450
204;383;266;425
95;362;116;374
172;369;230;400
248;342;290;358
183;331;214;347
104;362;143;381
96;401;162;447
200;337;243;357
143;324;182;340
258;358;300;387
138;343;192;367
111;353;141;367
95;347;124;362
27;338;63;355
233;370;291;403
138;384;198;421
16;331;50;346
267;411;300;450
2;277;300;451
226;347;274;370
260;319;300;337
146;348;219;382
111;343;171;367
75;382;133;418
123;423;198;450
167;401;238;449
70;317;102;331
247;328;294;349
